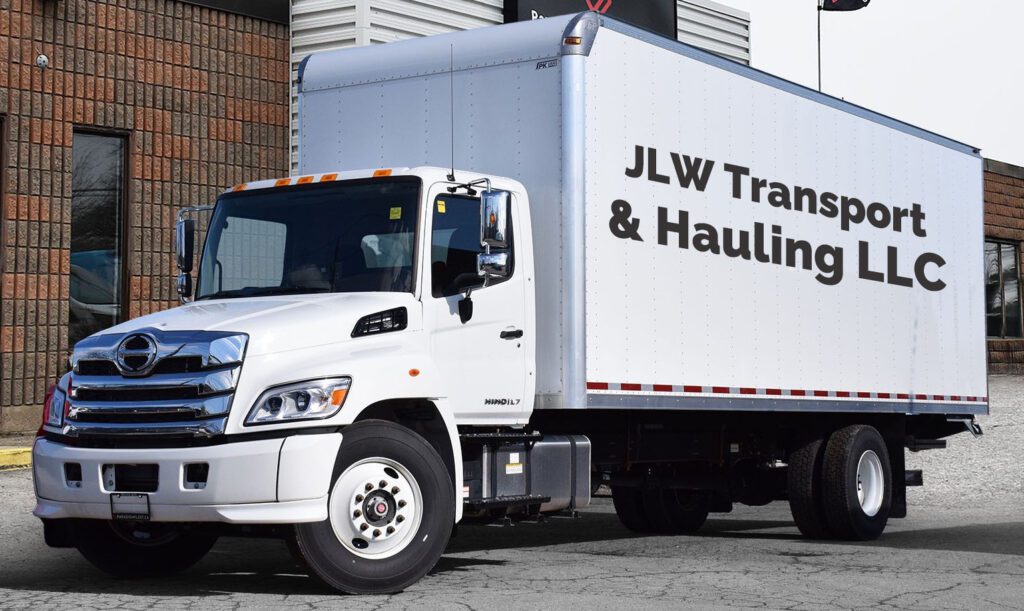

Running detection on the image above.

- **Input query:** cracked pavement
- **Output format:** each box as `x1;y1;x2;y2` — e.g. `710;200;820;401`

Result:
2;376;1022;609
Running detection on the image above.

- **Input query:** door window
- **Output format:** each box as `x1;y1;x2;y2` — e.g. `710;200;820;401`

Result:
431;195;513;297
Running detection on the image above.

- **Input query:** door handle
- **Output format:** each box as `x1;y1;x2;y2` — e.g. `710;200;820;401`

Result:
500;329;524;340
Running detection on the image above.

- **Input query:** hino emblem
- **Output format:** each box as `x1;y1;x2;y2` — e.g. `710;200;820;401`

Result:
115;334;159;376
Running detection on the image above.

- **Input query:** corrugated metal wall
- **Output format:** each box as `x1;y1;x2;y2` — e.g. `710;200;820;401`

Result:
290;0;750;170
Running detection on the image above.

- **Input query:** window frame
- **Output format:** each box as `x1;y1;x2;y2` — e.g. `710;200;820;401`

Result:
429;193;515;299
69;127;131;343
985;239;1023;339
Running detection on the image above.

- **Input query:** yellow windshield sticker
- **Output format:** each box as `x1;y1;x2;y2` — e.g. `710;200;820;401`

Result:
437;200;447;214
389;207;402;220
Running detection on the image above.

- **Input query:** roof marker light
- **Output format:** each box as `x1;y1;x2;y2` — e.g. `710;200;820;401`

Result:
232;184;247;192
564;36;583;45
297;176;314;184
373;169;393;177
320;173;338;182
275;178;291;187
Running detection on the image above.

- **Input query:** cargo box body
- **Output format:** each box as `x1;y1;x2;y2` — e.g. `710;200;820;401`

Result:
297;13;987;418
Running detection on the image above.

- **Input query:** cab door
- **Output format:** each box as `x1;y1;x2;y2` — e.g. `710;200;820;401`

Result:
424;188;529;424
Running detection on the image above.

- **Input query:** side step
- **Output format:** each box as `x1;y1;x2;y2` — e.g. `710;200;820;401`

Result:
465;494;551;511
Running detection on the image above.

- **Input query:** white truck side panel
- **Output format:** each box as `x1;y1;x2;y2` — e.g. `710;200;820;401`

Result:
298;16;574;401
583;28;987;412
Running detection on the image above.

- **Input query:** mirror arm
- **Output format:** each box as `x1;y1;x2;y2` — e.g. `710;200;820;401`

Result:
177;205;214;223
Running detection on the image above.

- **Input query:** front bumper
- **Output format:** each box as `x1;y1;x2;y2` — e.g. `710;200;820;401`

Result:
32;433;342;524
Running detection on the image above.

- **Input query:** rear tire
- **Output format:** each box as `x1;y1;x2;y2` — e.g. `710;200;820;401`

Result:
787;435;833;539
641;489;710;534
72;520;216;578
822;425;892;541
291;420;454;594
611;486;650;532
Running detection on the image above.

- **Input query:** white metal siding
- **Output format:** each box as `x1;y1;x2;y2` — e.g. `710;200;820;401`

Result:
677;0;750;65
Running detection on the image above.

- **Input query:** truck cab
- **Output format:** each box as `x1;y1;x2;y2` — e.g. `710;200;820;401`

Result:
34;167;558;594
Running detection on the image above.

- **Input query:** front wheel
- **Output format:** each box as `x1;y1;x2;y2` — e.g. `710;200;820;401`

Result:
291;420;454;594
72;520;217;578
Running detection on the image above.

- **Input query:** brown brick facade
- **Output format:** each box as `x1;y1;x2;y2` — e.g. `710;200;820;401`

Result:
0;0;289;431
984;160;1024;374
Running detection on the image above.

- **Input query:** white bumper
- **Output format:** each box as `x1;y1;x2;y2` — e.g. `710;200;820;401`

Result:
32;433;342;524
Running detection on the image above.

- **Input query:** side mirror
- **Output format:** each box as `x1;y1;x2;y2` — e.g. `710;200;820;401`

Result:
480;190;510;249
176;218;195;273
477;252;510;279
177;273;193;299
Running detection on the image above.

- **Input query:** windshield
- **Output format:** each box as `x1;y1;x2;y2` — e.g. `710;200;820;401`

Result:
196;178;421;300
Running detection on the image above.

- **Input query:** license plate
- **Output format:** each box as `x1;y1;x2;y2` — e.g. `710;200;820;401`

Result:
110;493;151;521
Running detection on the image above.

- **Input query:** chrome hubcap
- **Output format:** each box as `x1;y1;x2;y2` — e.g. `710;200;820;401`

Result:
329;457;423;559
855;450;884;517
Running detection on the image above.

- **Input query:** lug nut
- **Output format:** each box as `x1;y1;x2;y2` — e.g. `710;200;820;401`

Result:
387;526;395;534
365;483;374;492
398;500;407;508
396;515;405;523
353;510;362;518
373;529;381;537
360;523;368;531
391;486;400;494
356;494;364;503
379;480;387;488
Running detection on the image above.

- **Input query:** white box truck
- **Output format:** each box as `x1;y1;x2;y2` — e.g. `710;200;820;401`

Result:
33;13;986;594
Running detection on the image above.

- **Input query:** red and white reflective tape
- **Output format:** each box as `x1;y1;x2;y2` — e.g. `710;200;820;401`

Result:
585;382;986;404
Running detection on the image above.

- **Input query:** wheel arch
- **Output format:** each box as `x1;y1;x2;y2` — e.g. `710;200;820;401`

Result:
353;399;463;522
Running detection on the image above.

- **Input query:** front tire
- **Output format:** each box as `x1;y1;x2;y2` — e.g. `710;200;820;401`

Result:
72;520;217;578
821;425;892;541
292;420;454;594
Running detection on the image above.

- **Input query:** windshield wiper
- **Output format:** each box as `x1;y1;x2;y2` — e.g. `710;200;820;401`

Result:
195;286;331;301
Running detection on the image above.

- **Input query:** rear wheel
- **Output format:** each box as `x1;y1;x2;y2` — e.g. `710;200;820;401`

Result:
72;520;216;578
611;486;650;532
821;425;892;541
787;434;833;539
291;420;454;594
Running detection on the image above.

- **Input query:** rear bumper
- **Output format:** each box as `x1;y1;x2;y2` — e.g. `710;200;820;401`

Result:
32;433;342;524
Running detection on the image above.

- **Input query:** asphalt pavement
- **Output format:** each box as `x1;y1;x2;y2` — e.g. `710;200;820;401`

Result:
1;376;1022;609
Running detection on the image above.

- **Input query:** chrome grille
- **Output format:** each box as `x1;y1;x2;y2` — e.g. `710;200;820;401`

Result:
61;329;248;439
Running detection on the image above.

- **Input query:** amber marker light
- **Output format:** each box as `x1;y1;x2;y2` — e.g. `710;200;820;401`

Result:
232;183;247;192
275;178;291;187
409;369;421;377
320;173;338;182
330;388;349;406
373;169;393;177
296;175;314;184
564;36;583;45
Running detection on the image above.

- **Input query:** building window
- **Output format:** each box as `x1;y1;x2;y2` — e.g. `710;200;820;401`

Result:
985;241;1022;338
70;132;126;346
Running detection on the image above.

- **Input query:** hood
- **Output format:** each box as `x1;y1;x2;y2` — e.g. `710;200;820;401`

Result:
97;293;419;356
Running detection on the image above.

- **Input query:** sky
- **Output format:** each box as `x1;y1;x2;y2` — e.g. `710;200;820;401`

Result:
721;0;1024;166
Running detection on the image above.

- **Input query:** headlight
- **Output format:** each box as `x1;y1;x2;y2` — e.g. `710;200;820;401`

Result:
245;377;351;426
45;388;66;428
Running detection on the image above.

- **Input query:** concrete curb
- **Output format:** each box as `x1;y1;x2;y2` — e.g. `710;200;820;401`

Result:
0;448;32;470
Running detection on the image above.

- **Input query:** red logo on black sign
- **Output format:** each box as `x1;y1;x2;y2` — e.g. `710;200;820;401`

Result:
586;0;613;13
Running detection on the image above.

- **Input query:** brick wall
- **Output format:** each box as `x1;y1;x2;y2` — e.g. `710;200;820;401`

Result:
984;159;1024;374
0;0;290;432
